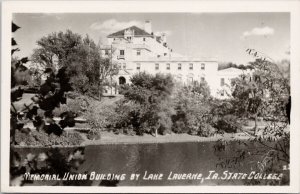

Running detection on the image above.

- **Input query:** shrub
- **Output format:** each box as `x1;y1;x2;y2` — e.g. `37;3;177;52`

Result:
198;123;216;137
172;120;189;134
14;130;84;147
84;98;119;130
70;74;89;94
53;95;89;117
213;115;242;133
86;129;101;140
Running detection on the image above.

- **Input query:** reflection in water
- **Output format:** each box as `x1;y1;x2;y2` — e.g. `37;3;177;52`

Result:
11;141;289;186
124;144;140;172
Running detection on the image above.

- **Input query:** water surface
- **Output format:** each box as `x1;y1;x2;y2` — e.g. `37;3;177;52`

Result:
13;141;289;186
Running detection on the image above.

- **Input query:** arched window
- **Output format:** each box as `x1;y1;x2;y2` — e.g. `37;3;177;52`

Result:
119;76;126;85
177;74;182;82
187;73;194;84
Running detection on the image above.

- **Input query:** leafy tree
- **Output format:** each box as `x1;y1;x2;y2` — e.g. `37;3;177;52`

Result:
116;72;175;136
172;84;215;136
31;31;118;99
9;25;104;186
190;80;211;100
214;58;290;185
31;30;82;70
231;59;289;134
11;23;79;144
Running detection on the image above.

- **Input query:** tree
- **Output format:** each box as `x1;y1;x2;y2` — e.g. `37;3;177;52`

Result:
31;30;82;70
214;58;290;185
190;80;211;100
231;59;289;134
11;23;79;143
172;83;215;136
31;31;118;99
117;72;175;136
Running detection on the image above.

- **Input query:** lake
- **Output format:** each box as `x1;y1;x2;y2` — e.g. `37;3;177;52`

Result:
12;141;289;186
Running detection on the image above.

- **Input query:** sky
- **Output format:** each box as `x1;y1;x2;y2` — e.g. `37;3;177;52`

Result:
13;13;290;65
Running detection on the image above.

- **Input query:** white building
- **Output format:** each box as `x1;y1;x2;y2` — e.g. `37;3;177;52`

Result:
102;21;249;98
216;67;253;99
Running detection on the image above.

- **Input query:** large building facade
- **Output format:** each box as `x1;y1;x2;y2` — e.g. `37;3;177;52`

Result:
102;21;249;98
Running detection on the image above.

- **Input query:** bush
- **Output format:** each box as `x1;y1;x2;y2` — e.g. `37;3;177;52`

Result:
14;130;84;147
172;120;189;134
186;121;216;137
198;123;216;137
53;95;89;117
86;129;101;140
84;98;119;130
213;115;242;133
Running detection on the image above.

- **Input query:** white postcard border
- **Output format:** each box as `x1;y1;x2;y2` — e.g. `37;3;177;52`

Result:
1;0;300;193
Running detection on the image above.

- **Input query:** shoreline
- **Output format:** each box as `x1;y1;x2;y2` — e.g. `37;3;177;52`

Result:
12;131;251;148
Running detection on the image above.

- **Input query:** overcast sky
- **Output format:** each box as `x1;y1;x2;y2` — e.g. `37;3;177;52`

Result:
13;13;290;64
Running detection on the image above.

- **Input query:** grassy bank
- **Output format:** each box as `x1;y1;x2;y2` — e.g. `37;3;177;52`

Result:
83;131;251;145
12;130;252;148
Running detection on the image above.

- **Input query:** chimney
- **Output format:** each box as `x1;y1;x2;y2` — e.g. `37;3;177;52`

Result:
161;33;167;43
144;20;152;34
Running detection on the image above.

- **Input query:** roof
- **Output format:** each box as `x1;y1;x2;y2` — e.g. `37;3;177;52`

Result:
107;26;153;38
217;67;245;75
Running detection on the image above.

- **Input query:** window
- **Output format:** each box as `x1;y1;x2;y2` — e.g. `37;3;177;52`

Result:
166;63;170;70
201;63;205;70
136;63;141;70
189;63;193;70
164;53;167;56
201;77;205;82
221;78;225;86
123;63;126;69
177;75;182;81
120;50;125;56
188;77;193;84
143;37;146;41
221;90;225;96
105;49;109;56
178;63;182;70
155;63;159;70
137;50;141;56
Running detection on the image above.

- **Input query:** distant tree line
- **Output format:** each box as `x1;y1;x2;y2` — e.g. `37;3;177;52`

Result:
218;62;254;70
